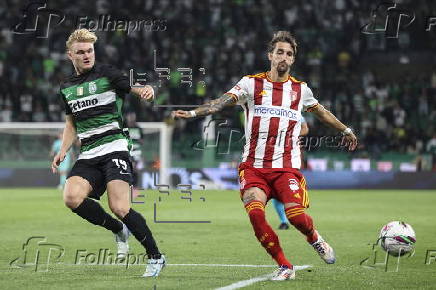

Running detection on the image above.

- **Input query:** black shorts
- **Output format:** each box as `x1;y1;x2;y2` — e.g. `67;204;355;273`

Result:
131;159;139;187
68;151;133;200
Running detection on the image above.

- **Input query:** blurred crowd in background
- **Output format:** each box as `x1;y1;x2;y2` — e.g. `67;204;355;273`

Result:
0;0;435;158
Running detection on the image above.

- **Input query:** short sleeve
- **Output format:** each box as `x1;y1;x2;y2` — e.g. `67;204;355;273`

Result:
302;84;319;111
104;64;131;94
226;77;250;105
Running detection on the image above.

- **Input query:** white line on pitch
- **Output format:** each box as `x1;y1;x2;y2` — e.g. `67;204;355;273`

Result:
60;263;281;267
168;264;277;267
215;265;312;290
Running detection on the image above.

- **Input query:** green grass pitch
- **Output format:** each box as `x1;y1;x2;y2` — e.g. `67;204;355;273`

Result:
1;188;436;289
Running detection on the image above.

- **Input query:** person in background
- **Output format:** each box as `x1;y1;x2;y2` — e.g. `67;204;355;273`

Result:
123;112;144;198
51;131;73;189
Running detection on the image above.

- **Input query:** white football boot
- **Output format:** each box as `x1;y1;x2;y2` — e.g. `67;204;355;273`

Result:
311;231;336;264
143;254;166;277
115;224;130;259
270;265;295;281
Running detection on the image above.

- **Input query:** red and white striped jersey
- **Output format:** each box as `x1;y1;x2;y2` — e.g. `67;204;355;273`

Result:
227;72;318;169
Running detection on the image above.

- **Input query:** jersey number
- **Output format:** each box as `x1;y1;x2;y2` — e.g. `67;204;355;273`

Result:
112;159;128;170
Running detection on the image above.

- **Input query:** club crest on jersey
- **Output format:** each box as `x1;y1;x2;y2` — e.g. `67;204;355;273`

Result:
259;90;267;96
289;178;299;191
89;81;97;94
77;87;84;96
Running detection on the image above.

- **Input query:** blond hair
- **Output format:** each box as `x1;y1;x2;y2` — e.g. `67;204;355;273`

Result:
66;29;97;51
267;31;297;55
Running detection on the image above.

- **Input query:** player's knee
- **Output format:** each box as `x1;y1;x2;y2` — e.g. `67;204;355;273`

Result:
242;187;267;205
109;204;130;219
63;192;85;209
63;178;91;209
63;186;87;209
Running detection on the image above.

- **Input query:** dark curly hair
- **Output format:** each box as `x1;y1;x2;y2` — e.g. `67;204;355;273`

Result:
267;31;298;55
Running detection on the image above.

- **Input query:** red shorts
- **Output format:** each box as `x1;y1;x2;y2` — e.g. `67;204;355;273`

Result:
238;163;309;208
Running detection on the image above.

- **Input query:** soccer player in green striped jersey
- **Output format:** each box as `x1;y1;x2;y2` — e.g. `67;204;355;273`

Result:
51;29;165;277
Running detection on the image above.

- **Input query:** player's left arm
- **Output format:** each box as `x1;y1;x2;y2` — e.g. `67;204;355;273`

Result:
300;121;309;136
308;103;358;151
105;64;154;101
172;93;238;118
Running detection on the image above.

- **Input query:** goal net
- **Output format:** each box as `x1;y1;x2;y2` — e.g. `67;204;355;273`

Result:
0;122;173;187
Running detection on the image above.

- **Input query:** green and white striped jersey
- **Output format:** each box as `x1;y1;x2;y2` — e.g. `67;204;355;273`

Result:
60;64;131;160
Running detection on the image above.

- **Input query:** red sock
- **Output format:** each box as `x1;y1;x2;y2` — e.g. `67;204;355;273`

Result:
245;201;292;268
285;206;318;244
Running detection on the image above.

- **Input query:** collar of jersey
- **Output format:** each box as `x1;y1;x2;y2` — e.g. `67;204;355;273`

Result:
265;71;291;83
72;64;96;79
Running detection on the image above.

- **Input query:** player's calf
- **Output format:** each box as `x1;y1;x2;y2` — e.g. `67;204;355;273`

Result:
121;208;162;258
244;200;291;268
285;205;335;264
285;205;317;243
65;178;123;234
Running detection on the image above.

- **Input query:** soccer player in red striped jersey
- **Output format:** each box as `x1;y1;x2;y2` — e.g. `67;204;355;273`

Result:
173;31;357;281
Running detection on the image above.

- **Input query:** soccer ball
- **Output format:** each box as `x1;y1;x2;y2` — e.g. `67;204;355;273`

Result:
379;221;416;257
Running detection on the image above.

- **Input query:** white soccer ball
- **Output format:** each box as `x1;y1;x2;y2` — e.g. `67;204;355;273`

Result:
379;221;416;257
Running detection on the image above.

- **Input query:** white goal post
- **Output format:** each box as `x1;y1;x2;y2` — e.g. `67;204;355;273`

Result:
0;122;173;185
137;122;173;186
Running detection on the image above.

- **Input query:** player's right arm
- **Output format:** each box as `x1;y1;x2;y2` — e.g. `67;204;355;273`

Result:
172;93;238;118
51;115;76;173
172;76;249;119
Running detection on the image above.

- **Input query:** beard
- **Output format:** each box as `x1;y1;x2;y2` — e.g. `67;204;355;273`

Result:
276;61;289;76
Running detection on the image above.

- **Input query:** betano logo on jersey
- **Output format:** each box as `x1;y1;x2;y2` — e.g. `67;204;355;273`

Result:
253;105;300;121
70;98;98;112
